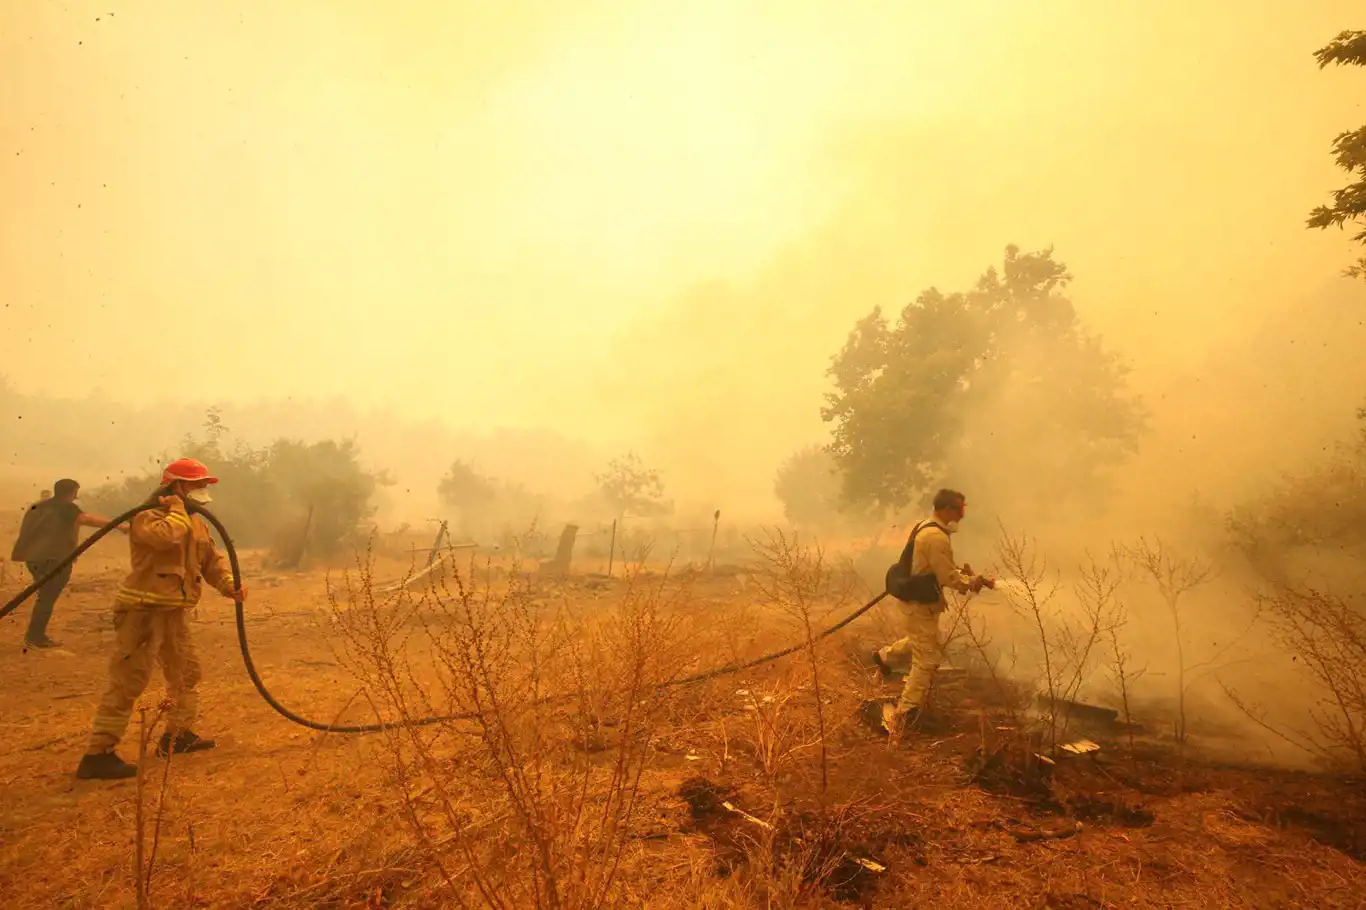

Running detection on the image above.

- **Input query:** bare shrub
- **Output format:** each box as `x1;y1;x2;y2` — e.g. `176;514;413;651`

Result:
1102;592;1146;759
994;528;1114;755
1120;537;1216;744
734;671;827;786
134;700;175;910
942;591;1027;725
1226;585;1366;772
324;536;681;908
1061;551;1126;741
747;528;851;794
495;523;553;561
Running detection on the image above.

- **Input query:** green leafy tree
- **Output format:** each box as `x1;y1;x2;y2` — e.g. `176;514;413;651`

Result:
822;246;1144;515
437;459;511;540
773;445;848;531
594;452;671;521
1307;30;1366;280
267;438;386;555
437;460;500;513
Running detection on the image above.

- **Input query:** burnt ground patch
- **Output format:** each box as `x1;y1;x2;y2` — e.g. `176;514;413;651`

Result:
672;778;924;905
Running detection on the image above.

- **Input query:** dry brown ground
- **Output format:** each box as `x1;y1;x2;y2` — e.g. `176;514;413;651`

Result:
1;544;1365;909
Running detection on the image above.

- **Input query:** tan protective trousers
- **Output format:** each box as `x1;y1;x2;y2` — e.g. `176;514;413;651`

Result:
86;605;202;755
876;599;944;715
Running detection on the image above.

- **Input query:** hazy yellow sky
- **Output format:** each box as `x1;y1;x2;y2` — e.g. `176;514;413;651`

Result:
2;0;1362;471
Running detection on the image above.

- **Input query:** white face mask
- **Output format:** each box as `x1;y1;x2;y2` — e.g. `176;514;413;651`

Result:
185;487;213;504
944;520;960;534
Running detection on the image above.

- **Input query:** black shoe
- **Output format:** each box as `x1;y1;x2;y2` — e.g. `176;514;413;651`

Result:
871;651;894;681
76;751;138;780
23;636;60;651
856;698;893;733
157;730;216;758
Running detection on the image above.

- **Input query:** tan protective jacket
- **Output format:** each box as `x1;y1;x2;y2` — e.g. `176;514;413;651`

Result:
114;497;236;609
907;518;971;612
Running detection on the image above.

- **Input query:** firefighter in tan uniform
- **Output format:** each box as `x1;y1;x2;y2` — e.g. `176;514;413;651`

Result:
872;488;993;737
76;458;247;781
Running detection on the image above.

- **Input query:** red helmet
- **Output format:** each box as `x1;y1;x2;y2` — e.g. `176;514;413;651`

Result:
161;458;219;486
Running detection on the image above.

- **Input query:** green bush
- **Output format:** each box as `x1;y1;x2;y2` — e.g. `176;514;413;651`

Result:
1226;407;1366;575
85;413;387;557
435;459;558;545
773;445;866;534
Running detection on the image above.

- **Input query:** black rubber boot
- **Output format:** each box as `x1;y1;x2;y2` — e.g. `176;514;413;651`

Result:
76;751;138;780
871;651;900;681
856;698;893;733
157;731;216;758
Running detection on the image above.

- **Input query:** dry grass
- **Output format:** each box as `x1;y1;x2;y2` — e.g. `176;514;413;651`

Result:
2;541;1366;909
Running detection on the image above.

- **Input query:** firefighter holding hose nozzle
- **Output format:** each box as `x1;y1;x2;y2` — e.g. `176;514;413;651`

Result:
76;458;248;781
871;488;994;738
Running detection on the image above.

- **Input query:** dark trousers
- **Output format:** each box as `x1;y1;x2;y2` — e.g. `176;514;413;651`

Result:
24;559;72;642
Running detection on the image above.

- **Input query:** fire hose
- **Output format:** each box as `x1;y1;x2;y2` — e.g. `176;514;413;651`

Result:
1;503;889;734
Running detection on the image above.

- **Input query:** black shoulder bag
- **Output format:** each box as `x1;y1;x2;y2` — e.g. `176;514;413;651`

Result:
884;521;946;604
10;502;54;563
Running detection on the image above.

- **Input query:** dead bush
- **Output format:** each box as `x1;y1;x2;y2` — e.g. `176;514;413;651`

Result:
942;590;1027;725
729;669;829;788
323;538;681;908
1103;592;1146;759
1227;585;1366;772
747;528;854;794
994;528;1116;755
1120;537;1216;744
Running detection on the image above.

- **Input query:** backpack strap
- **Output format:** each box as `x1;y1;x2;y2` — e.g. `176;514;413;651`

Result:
897;520;946;569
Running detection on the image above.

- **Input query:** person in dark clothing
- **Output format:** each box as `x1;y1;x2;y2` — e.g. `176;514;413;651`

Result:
9;479;125;649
